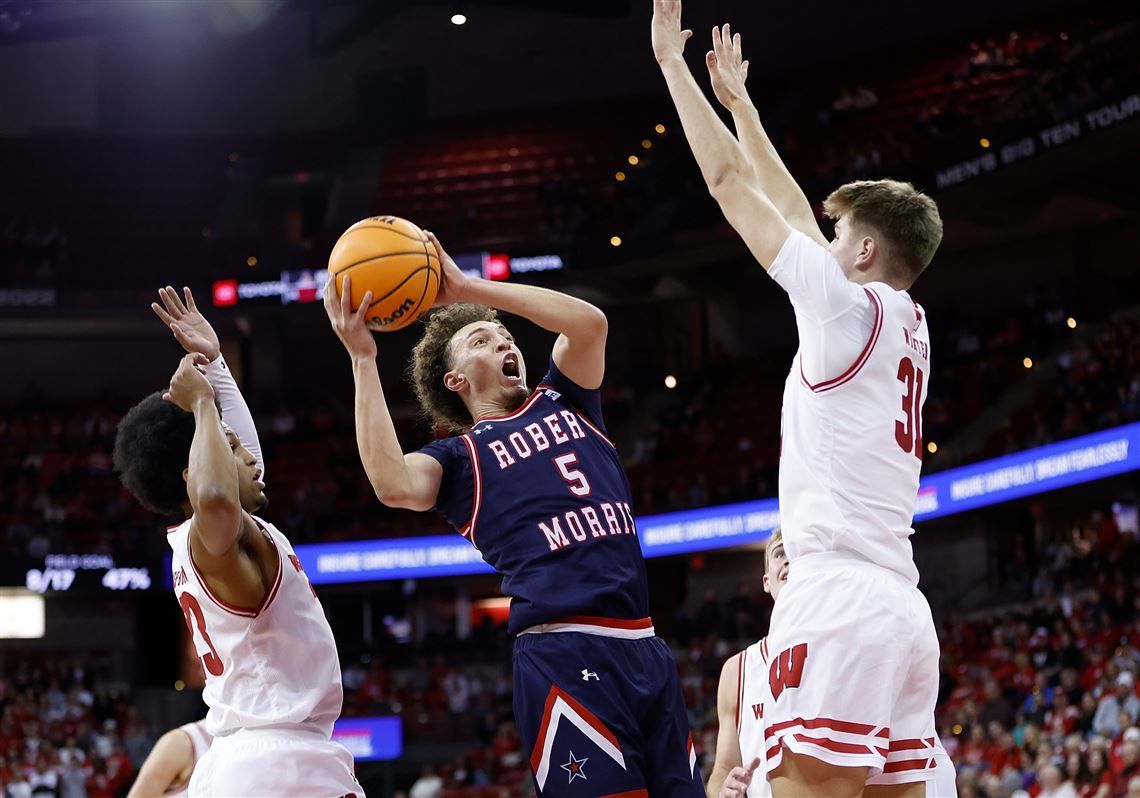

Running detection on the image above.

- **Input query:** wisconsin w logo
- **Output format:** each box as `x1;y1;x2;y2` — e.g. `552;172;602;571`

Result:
768;643;808;702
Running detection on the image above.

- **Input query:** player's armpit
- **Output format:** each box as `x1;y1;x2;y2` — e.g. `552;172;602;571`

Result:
707;653;745;798
385;452;444;512
709;171;795;272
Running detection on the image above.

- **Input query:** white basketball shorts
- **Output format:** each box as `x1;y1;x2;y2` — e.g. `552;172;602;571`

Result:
761;551;941;786
189;728;363;797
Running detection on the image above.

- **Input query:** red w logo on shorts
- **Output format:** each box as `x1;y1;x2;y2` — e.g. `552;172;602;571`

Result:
768;643;808;702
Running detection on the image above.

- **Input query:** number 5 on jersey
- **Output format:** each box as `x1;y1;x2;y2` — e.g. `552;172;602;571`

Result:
554;453;591;496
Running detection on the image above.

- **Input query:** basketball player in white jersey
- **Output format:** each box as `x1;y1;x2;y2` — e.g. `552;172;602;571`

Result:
113;287;363;798
655;5;944;796
707;531;958;798
126;720;211;798
707;529;788;798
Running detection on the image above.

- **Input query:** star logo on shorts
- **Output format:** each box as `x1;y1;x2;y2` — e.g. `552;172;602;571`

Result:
560;750;588;783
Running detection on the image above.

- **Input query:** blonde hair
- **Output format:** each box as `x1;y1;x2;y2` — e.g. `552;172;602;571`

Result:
763;527;783;571
823;179;943;285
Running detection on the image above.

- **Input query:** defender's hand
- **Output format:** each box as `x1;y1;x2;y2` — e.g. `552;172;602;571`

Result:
163;353;215;411
707;23;751;111
152;286;221;362
718;758;761;798
425;230;470;308
324;274;377;360
651;0;693;64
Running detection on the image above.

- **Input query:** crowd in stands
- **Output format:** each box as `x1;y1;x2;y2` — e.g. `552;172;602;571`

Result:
0;656;150;798
6;293;1135;560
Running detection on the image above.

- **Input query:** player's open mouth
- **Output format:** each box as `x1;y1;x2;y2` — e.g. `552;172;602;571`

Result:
501;355;520;379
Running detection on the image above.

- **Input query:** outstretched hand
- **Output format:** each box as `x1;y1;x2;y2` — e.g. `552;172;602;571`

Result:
151;286;221;362
323;274;377;361
651;0;693;64
707;23;751;111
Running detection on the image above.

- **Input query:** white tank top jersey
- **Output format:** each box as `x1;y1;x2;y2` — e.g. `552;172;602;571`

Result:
167;516;345;739
737;638;772;798
769;230;931;585
162;721;212;798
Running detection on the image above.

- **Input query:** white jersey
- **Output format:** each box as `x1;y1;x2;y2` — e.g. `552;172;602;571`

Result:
770;231;930;584
167;516;344;739
737;638;771;798
162;721;212;798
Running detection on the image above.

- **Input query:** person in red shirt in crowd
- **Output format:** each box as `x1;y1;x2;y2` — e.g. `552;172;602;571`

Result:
86;756;122;798
1073;747;1113;798
989;728;1026;776
1114;738;1140;797
1047;692;1081;738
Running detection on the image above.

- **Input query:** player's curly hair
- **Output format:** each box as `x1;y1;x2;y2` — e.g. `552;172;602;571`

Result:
823;179;943;286
113;392;196;517
410;303;500;433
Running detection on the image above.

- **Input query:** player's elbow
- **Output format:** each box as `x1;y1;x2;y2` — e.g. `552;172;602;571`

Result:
707;165;747;199
372;481;427;511
579;305;608;339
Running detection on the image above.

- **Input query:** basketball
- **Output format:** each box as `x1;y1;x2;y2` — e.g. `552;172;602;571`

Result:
327;215;440;332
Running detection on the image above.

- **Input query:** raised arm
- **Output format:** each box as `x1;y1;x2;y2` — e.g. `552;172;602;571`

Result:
426;231;608;389
163;355;242;557
152;286;265;476
651;0;793;269
706;24;829;247
324;277;443;512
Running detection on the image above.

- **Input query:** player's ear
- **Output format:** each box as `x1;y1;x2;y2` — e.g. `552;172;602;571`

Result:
762;574;771;595
182;467;190;484
855;235;876;269
443;370;466;393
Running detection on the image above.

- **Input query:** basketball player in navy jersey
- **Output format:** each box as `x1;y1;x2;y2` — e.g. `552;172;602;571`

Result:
325;231;703;797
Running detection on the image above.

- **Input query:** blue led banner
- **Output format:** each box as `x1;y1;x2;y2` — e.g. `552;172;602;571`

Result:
332;716;402;761
164;422;1140;586
913;421;1139;520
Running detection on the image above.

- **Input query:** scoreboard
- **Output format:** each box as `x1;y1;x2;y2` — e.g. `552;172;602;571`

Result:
2;553;157;594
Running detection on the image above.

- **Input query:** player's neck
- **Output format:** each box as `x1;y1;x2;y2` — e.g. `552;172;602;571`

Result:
851;266;909;292
466;389;528;425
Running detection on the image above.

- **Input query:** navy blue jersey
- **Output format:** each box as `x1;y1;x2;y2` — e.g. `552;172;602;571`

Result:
420;359;651;635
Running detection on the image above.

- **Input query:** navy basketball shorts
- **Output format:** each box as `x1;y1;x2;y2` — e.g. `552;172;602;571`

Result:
513;630;703;797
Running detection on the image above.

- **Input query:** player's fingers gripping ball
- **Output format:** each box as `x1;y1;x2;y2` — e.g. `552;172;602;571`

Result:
328;215;441;331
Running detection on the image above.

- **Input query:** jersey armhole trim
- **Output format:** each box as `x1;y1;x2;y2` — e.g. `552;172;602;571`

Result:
458;434;482;549
536;384;616;450
736;649;746;735
186;520;283;619
799;287;884;393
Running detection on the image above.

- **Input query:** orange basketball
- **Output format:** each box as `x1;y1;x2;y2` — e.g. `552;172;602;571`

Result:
327;215;440;332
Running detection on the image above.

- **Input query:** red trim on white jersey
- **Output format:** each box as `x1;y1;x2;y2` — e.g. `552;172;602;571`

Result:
470;390;544;426
799;287;884;393
735;649;746;735
529;684;626;790
186;521;284;619
516;615;655;639
760;637;769;664
764;716;890;765
458;433;482;548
